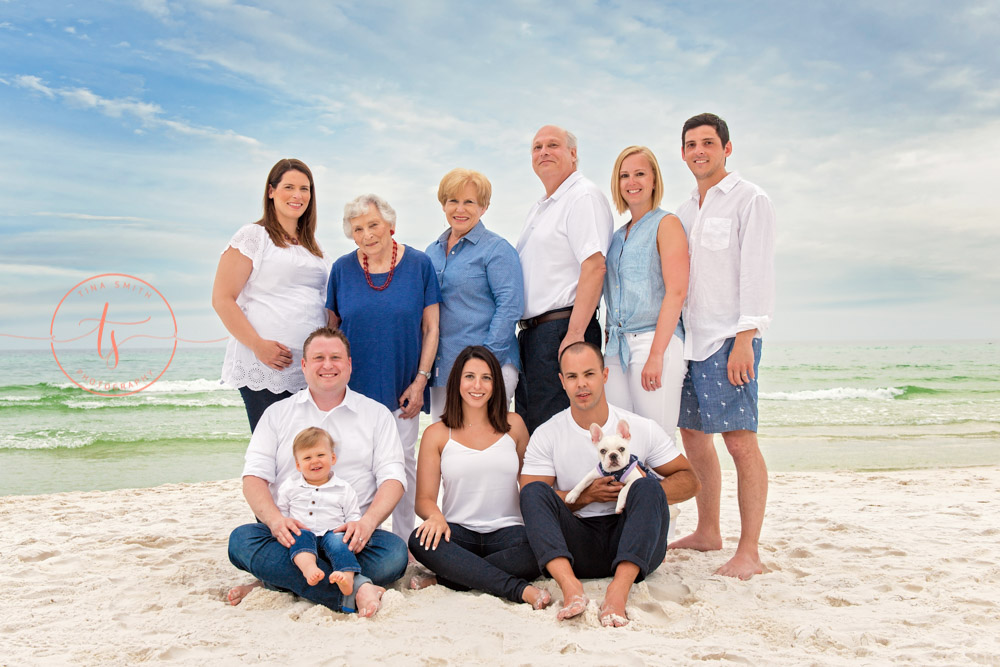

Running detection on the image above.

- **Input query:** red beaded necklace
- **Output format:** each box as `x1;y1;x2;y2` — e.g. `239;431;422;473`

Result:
362;240;398;291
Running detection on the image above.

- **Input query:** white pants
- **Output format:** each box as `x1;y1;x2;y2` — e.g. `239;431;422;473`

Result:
605;332;686;436
428;363;518;424
389;408;420;543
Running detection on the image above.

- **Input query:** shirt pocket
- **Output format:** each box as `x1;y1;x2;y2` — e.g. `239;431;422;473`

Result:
700;217;732;251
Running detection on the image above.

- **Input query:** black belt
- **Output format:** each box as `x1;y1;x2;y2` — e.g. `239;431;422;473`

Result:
519;306;574;331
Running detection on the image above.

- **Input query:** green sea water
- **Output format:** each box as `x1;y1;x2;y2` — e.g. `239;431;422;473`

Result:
1;341;998;495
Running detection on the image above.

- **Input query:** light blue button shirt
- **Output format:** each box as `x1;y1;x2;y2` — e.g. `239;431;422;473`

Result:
426;221;524;387
604;207;685;369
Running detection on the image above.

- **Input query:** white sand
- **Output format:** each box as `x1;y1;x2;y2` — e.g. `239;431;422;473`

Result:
2;467;999;666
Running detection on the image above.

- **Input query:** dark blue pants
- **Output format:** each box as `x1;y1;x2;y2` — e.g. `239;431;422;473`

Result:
238;387;293;433
515;313;601;433
519;478;669;581
288;529;361;574
408;523;540;604
229;522;406;613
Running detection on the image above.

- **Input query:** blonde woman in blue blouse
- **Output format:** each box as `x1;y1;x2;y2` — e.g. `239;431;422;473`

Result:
603;146;689;434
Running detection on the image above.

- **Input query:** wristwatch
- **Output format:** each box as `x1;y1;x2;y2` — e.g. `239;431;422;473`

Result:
417;369;432;380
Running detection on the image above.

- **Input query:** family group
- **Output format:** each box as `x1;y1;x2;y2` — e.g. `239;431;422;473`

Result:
213;112;776;626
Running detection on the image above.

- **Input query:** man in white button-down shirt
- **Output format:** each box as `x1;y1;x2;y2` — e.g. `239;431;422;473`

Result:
515;125;613;434
668;113;776;581
227;327;408;616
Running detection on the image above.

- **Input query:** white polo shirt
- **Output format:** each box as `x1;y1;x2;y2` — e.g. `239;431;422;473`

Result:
276;473;362;536
242;387;406;513
516;171;613;319
676;172;776;362
521;405;681;519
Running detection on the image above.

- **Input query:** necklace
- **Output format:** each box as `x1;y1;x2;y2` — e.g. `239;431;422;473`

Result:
362;240;398;291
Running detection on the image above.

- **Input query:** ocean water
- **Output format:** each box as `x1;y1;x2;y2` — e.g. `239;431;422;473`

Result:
1;341;998;495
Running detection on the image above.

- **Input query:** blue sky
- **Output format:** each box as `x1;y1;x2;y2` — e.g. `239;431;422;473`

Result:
2;0;998;352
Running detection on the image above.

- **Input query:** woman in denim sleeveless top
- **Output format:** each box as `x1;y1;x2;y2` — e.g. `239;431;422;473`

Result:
603;146;689;434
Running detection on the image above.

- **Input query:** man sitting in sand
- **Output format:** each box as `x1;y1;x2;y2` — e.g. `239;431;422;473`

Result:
518;341;699;627
227;327;408;617
279;427;363;597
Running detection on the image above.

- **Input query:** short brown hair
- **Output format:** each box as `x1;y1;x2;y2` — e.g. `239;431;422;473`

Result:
610;146;664;214
292;426;336;458
682;112;730;147
437;168;492;208
558;341;604;371
302;327;351;358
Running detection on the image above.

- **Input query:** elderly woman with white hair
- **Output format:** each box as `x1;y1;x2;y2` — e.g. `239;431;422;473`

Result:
326;194;441;543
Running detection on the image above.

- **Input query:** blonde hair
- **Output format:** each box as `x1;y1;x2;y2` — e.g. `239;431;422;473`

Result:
437;168;492;208
610;146;664;214
292;427;336;458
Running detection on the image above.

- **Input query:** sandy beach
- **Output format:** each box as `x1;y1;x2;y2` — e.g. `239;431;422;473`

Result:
2;466;998;666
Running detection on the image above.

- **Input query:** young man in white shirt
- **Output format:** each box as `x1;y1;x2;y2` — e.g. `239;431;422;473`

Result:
515;125;613;433
669;113;776;581
227;327;408;616
519;341;698;627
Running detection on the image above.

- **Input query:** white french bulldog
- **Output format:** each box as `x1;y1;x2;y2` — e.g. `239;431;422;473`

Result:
564;420;650;514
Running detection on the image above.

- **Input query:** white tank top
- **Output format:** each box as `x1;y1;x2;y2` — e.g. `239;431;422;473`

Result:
440;432;523;532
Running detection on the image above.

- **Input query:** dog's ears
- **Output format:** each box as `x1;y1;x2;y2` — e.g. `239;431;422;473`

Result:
616;419;631;440
589;423;603;444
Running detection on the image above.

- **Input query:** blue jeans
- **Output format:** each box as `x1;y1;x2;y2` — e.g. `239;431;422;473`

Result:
516;313;601;433
238;387;293;433
228;523;406;613
408;523;540;604
519;478;669;581
288;529;361;574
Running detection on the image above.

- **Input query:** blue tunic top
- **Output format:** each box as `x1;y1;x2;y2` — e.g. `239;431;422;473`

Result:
326;246;442;412
425;221;524;387
604;207;686;370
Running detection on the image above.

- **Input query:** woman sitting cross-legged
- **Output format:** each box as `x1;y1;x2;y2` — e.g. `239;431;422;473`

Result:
408;346;551;609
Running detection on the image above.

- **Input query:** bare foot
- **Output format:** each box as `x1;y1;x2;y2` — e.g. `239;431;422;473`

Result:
715;552;764;580
227;581;261;606
598;603;629;627
408;572;438;590
668;530;723;552
522;586;552;610
556;594;588;621
329;570;355;595
355;583;385;618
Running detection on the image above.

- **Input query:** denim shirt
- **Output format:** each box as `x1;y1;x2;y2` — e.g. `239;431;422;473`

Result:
426;221;524;387
604;207;685;369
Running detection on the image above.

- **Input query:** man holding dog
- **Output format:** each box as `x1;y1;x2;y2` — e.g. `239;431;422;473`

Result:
519;341;699;627
668;113;776;580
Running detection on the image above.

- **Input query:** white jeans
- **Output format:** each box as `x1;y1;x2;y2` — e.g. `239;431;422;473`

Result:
428;363;518;424
605;332;686;436
389;408;420;543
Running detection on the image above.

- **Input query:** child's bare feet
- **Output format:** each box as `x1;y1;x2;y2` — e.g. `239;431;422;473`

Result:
293;553;325;586
355;583;385;618
329;570;355;595
227;580;261;606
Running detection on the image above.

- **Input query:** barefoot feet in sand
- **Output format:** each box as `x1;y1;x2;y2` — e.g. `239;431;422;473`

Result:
715;551;764;580
408;572;438;590
668;530;723;552
329;570;355;595
227;580;261;606
355;582;385;618
522;586;552;610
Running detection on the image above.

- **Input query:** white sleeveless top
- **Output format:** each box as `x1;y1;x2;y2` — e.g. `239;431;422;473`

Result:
440;432;523;532
220;223;331;393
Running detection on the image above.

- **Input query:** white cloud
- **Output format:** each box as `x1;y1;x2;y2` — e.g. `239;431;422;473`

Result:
31;212;159;223
12;75;260;147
